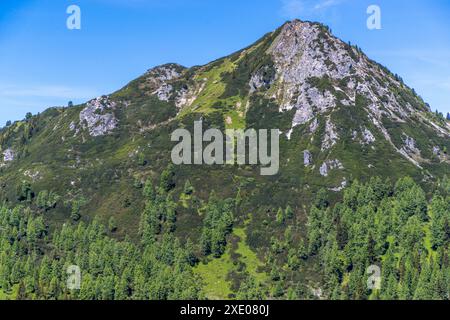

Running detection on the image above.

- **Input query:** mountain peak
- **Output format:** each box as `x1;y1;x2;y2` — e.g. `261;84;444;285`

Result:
281;18;316;28
256;20;449;166
2;19;447;187
146;63;186;75
144;63;186;82
0;21;449;295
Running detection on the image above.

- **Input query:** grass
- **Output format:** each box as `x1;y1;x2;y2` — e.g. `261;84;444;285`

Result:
181;59;237;116
177;57;249;132
0;290;10;300
224;101;246;131
194;222;268;300
0;285;18;300
233;227;268;283
423;224;438;262
194;250;234;300
179;192;192;209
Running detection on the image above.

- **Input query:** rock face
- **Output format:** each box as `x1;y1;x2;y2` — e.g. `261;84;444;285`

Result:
80;96;118;137
245;19;450;168
361;128;376;145
2;148;14;162
267;20;354;128
304;150;312;167
154;84;173;102
329;179;348;192
175;84;203;109
403;135;418;153
433;146;441;156
322;119;339;151
319;163;328;177
145;64;184;87
320;159;344;177
401;135;421;160
143;64;185;101
309;118;319;134
249;66;275;93
142;64;208;111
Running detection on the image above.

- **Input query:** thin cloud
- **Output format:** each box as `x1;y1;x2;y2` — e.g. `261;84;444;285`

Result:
442;82;450;90
314;0;341;10
412;76;450;91
280;0;304;19
0;85;99;100
367;49;450;69
280;0;343;19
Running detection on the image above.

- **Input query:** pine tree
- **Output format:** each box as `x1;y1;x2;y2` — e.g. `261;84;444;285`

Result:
276;208;284;225
132;268;147;300
414;260;432;300
183;180;194;195
108;216;117;233
143;179;155;200
285;205;294;219
160;164;176;192
314;188;329;209
36;190;49;209
201;196;233;258
237;276;264;300
429;195;448;249
307;206;324;254
271;282;284;298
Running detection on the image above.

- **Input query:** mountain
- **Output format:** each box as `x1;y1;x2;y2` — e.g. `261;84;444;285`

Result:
0;20;449;300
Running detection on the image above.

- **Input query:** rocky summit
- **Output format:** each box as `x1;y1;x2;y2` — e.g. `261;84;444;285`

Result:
0;20;449;300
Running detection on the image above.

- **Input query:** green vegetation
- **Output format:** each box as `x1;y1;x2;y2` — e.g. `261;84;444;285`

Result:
194;222;268;300
194;249;234;300
200;195;234;257
303;177;450;299
0;20;449;301
0;174;202;300
182;59;237;115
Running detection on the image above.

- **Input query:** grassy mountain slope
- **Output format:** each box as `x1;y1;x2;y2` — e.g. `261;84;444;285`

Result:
0;20;449;299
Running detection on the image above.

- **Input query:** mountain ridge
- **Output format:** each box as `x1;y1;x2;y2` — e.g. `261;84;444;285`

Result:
0;19;450;301
0;18;449;232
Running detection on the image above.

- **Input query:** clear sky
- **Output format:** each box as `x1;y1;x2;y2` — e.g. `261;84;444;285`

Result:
0;0;449;125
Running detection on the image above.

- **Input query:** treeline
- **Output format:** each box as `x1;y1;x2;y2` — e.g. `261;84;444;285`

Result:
139;179;178;243
200;195;234;258
1;174;449;300
0;178;202;300
306;176;450;299
0;164;238;300
246;176;450;300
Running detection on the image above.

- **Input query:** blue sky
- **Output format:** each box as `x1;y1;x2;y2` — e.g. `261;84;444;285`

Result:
0;0;449;125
